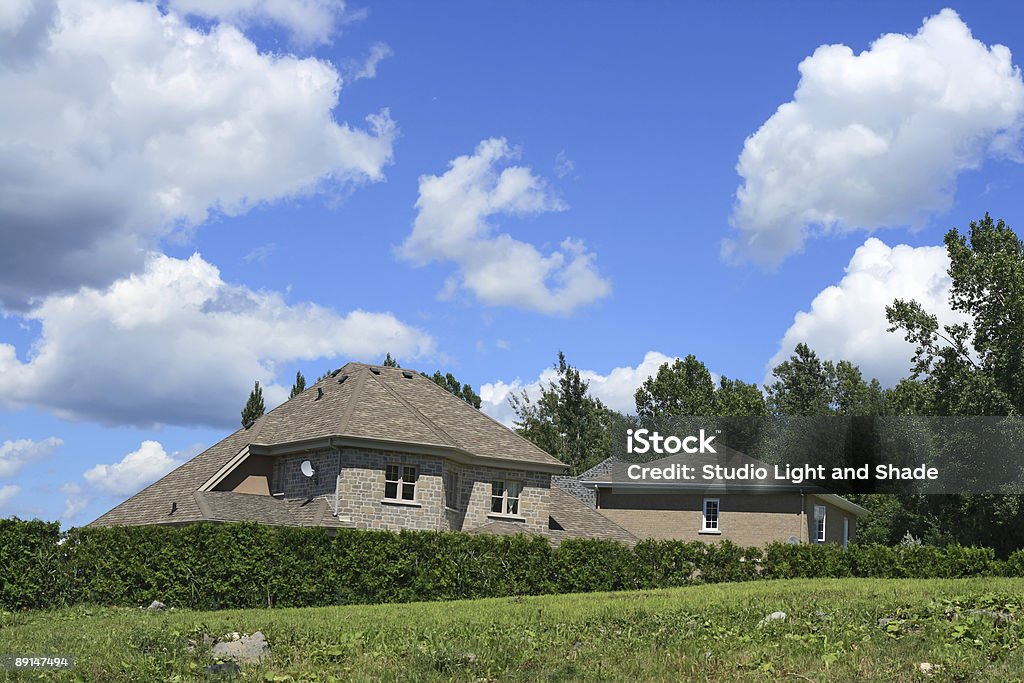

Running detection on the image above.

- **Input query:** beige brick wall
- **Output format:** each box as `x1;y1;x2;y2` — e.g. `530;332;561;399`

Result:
597;492;803;546
597;491;856;546
807;496;856;546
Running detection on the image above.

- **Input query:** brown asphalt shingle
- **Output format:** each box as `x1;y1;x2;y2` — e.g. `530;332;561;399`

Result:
90;363;563;528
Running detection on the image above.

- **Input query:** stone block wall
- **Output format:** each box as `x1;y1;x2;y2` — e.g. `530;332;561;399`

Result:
269;445;553;534
271;449;341;500
334;447;446;532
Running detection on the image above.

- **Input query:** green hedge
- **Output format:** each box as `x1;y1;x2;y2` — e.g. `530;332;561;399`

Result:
0;519;1016;611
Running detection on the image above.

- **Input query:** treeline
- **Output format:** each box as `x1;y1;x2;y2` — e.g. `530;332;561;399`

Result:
509;214;1024;554
1;519;1020;611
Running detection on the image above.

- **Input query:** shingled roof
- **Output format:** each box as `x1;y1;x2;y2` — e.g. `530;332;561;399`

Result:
91;363;563;527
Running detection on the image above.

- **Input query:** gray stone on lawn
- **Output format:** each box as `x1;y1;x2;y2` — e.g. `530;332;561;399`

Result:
964;609;1015;623
761;611;787;624
212;631;270;665
146;600;165;611
204;661;241;676
813;610;833;621
877;617;892;627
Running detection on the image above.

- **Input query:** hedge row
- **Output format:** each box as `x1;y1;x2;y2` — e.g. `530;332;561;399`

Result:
1;519;1020;611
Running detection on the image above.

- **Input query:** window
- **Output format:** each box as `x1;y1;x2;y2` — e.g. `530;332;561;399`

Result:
490;480;522;515
385;464;416;501
701;498;720;532
814;504;827;543
445;471;460;509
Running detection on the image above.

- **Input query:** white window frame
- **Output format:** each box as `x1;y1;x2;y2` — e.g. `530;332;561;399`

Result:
814;504;827;543
490;480;522;516
384;464;417;502
701;497;720;533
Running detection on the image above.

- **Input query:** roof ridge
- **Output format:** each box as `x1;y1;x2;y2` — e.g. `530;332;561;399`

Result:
413;370;564;466
337;365;369;433
193;491;212;520
371;371;459;448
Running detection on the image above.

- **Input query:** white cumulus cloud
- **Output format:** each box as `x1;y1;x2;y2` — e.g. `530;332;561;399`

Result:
82;440;184;496
342;41;393;83
0;437;63;477
0;253;436;428
726;9;1024;266
0;0;395;309
766;237;970;386
164;0;353;45
480;351;678;426
0;485;21;509
400;138;611;316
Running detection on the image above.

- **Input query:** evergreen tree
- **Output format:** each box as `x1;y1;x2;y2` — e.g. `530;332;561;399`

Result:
241;380;265;428
510;352;615;474
428;371;481;408
289;371;306;399
383;353;400;367
765;343;835;416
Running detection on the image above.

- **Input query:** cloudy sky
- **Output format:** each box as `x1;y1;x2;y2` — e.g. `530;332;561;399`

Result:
3;0;1024;524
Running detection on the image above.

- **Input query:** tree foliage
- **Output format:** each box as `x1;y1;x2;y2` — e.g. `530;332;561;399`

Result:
241;380;265;428
887;213;1023;416
289;371;306;399
765;344;886;417
428;371;481;409
635;355;767;419
510;352;615;474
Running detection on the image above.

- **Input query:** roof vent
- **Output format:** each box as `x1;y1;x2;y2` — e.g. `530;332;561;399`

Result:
329;368;342;378
316;387;324;400
370;367;381;375
402;371;414;379
170;501;177;515
337;374;348;384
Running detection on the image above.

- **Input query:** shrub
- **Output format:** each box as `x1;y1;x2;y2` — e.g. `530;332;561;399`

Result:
0;518;1013;611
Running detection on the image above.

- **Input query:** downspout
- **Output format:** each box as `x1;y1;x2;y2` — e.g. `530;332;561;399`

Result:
799;489;806;544
331;446;342;516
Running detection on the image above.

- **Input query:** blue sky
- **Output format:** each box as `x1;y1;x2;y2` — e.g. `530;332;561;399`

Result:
3;0;1024;524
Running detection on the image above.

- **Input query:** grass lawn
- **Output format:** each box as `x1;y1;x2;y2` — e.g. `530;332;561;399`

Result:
1;578;1023;681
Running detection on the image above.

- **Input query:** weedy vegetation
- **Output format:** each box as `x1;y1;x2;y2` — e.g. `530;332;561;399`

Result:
1;578;1023;681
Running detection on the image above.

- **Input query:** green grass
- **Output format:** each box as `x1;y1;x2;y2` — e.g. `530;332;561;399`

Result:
2;578;1024;681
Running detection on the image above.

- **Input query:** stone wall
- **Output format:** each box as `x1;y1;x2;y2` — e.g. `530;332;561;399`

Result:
267;445;553;534
333;447;447;532
271;449;341;500
456;463;550;534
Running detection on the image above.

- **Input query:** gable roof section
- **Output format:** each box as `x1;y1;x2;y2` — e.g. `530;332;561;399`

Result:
90;423;259;527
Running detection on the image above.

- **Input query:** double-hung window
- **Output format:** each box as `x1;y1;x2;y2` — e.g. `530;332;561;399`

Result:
701;498;720;532
814;504;827;543
385;464;416;501
490;480;522;515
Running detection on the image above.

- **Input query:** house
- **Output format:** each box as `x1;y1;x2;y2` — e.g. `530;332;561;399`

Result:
89;363;637;546
91;362;864;548
553;451;868;547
